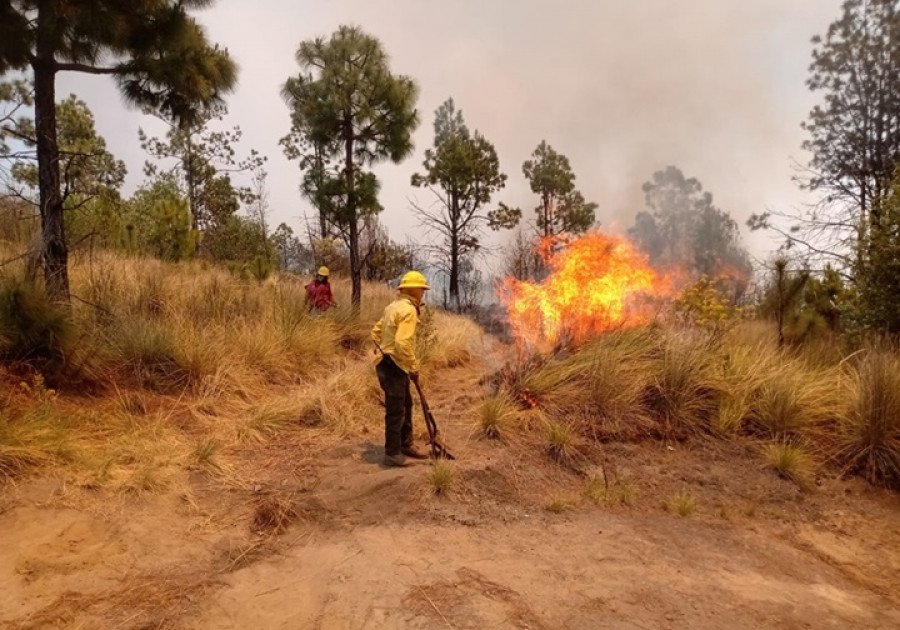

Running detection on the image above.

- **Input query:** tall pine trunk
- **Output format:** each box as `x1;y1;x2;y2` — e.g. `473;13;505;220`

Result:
185;131;198;230
315;147;328;239
449;232;460;312
344;118;361;311
449;194;460;312
542;191;551;237
33;14;69;302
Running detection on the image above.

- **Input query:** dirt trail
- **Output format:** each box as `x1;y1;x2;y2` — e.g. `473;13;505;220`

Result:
1;334;899;629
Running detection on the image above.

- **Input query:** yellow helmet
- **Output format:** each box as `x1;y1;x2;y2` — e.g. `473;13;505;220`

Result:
398;270;430;290
317;266;330;277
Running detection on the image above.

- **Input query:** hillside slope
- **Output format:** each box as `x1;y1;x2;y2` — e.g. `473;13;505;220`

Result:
1;331;898;629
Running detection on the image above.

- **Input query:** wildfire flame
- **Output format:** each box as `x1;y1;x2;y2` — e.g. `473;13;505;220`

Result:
500;231;672;347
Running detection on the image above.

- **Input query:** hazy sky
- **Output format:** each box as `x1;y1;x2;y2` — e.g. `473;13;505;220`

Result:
58;0;843;268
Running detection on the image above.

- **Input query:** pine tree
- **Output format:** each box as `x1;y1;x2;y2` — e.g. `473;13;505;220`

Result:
282;26;418;310
0;0;236;301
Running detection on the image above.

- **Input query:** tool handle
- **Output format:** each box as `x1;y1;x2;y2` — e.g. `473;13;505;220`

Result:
412;377;429;410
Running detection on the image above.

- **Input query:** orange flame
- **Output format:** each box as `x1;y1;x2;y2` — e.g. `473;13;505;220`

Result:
500;231;672;347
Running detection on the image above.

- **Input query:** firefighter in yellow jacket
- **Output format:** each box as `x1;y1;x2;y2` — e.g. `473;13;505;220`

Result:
371;271;431;467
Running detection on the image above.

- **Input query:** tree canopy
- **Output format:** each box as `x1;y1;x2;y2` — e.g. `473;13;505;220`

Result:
522;141;596;237
0;0;237;300
282;25;419;308
411;98;518;310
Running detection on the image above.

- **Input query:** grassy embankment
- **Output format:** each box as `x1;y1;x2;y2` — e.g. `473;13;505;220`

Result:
0;246;477;488
482;323;900;492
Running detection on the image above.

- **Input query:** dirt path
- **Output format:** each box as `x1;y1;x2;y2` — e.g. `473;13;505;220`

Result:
1;337;899;628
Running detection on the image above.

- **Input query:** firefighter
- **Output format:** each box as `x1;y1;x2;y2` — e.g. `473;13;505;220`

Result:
371;271;431;467
305;266;336;313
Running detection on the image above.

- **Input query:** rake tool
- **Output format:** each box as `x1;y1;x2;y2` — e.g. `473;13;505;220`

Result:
412;378;456;460
373;342;456;460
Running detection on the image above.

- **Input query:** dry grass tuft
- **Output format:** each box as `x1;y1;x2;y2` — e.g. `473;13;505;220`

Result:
252;495;298;534
584;476;638;506
546;421;576;463
477;391;517;439
642;333;721;438
0;398;73;480
763;441;814;487
426;461;456;496
747;366;843;438
193;439;220;468
835;350;900;489
545;496;577;513
663;490;697;517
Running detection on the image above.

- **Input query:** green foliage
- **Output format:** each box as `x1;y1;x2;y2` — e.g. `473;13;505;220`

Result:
759;258;848;344
674;277;741;331
0;279;71;367
753;1;900;278
1;2;237;120
802;0;900;224
312;237;351;277
5;91;126;202
857;171;900;333
271;223;313;274
65;191;126;249
801;267;847;335
201;214;263;265
0;79;33;157
360;216;413;282
522;140;596;237
1;0;237;301
146;197;198;262
139;106;265;231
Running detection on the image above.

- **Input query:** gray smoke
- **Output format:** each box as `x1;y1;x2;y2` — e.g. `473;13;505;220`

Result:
56;0;842;265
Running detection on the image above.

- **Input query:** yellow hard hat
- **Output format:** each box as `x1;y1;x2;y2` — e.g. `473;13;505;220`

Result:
398;270;430;290
317;266;330;277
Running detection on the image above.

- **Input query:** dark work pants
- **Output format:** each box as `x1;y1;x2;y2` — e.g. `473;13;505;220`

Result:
375;355;413;456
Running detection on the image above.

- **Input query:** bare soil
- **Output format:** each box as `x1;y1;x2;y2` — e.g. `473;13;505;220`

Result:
1;345;898;629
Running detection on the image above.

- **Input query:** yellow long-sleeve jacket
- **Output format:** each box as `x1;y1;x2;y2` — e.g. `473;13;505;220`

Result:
371;295;421;374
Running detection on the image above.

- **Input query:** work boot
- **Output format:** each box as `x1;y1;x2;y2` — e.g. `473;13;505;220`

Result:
382;453;409;467
401;444;429;460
